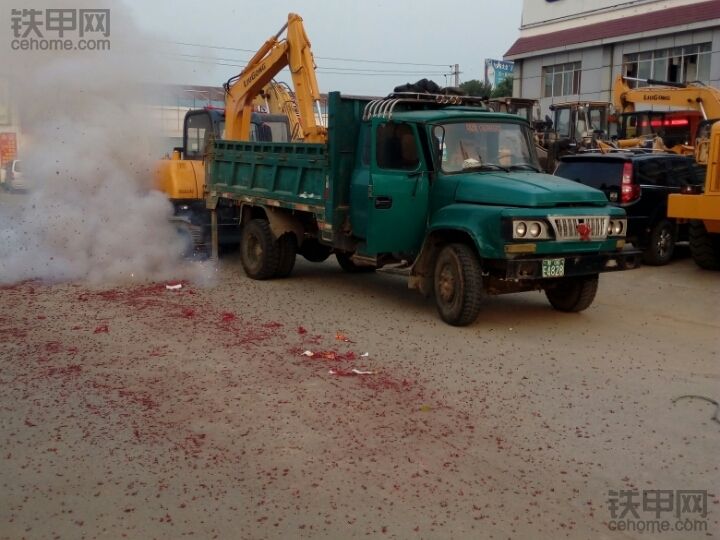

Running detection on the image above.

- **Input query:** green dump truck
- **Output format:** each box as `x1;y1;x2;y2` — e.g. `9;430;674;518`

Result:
205;92;639;326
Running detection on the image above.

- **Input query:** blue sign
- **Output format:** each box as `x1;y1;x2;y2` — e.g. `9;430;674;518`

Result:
484;59;514;89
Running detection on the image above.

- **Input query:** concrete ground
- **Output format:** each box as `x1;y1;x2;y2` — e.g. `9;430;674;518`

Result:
0;247;718;539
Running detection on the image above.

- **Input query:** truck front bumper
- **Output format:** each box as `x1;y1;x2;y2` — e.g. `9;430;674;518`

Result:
500;250;641;280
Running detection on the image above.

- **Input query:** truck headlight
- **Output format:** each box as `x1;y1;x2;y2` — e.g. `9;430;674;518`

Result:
608;218;626;237
512;219;551;240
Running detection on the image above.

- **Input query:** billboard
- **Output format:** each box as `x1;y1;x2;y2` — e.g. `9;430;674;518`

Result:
0;132;17;165
0;79;10;125
484;59;514;89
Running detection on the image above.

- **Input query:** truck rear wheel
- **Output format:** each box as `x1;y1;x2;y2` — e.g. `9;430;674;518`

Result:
336;253;376;273
688;220;720;270
240;219;280;280
275;233;297;278
545;275;598;312
433;243;483;326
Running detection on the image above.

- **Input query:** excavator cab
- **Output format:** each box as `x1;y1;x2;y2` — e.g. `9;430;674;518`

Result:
156;108;291;201
182;109;225;160
180;108;291;161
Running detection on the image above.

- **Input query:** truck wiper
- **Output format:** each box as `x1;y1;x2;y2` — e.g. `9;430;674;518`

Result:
507;163;540;172
464;163;509;172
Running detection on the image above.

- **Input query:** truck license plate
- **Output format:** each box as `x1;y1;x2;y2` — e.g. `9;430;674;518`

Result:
541;258;565;278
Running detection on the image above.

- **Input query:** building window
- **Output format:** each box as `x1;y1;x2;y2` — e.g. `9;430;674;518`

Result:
542;62;581;97
623;43;711;86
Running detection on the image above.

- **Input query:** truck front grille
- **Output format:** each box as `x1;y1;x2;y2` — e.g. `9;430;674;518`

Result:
549;216;609;241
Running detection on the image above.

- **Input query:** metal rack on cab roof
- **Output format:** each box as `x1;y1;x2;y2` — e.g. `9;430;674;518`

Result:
362;92;488;121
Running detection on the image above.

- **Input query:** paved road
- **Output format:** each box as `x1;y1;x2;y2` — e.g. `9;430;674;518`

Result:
0;252;718;539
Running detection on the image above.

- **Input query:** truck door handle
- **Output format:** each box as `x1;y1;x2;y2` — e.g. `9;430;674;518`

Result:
374;196;393;209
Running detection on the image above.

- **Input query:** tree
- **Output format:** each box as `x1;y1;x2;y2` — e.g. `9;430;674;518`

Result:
491;76;514;98
459;79;492;97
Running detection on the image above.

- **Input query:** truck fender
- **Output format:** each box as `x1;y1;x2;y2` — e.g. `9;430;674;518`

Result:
262;206;306;246
409;229;479;298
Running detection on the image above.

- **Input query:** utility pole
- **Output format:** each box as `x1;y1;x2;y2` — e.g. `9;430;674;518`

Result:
453;64;460;87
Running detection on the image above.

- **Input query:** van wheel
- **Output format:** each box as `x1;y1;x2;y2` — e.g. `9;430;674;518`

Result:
688;220;720;270
275;233;297;278
545;275;598;312
643;219;675;266
240;219;280;280
336;253;376;273
433;244;483;326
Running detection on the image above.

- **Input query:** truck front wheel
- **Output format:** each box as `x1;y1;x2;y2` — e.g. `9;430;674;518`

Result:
240;219;280;280
544;275;598;312
433;243;483;326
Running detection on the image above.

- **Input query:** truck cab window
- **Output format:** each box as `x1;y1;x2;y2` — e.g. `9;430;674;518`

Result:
359;124;371;166
376;122;419;170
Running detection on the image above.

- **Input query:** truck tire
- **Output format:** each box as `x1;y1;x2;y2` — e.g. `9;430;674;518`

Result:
336;252;376;273
545;274;598;312
275;233;297;278
643;219;675;266
433;243;483;326
688;220;720;270
240;219;280;280
299;239;332;263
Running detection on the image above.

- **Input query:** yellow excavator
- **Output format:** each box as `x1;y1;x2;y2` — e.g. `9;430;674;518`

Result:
154;13;326;253
255;81;305;141
607;74;720;161
222;13;325;143
668;120;720;270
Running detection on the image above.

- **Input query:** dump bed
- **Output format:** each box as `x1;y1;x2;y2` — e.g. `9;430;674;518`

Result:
206;140;328;208
205;93;370;247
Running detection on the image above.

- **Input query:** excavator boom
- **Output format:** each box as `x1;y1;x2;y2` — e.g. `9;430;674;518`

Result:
224;13;326;143
613;75;720;119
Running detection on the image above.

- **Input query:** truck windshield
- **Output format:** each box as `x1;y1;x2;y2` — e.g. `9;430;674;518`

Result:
435;122;538;173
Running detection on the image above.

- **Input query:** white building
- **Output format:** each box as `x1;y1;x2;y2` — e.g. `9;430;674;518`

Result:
504;0;720;116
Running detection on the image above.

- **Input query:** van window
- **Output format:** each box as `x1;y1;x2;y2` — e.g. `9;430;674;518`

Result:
637;160;668;186
554;161;624;189
667;159;703;187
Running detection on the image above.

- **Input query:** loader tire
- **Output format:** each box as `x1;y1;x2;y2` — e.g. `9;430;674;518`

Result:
688;220;720;270
240;219;280;280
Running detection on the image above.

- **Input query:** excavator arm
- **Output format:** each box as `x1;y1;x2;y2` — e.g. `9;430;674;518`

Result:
613;75;720;119
223;13;326;143
256;81;304;141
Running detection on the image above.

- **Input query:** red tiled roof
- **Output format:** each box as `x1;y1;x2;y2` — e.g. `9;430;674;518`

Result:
505;0;720;58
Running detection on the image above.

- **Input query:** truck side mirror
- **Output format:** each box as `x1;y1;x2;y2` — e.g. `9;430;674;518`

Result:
432;125;446;167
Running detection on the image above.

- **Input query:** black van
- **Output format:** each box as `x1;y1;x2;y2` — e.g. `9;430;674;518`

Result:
555;152;704;265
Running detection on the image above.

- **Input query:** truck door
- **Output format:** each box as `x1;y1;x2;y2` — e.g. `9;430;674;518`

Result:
365;120;430;255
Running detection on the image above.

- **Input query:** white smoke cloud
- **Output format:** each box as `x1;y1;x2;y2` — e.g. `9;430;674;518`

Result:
0;0;209;284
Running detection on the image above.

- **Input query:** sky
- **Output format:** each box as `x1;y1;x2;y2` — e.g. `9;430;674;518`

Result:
123;0;524;96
